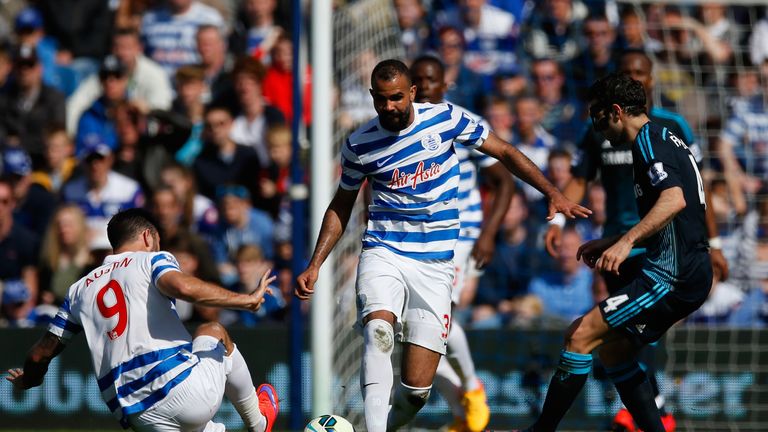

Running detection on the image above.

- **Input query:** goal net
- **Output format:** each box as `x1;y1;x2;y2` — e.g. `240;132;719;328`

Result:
329;0;405;428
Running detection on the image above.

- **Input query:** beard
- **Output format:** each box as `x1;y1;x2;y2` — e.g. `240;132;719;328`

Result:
380;103;412;132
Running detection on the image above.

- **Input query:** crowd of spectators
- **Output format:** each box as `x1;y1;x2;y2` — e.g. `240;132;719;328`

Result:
0;0;765;330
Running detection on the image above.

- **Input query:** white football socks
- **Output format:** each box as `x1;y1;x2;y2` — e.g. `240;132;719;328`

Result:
446;321;480;392
360;319;395;432
434;356;464;417
225;344;267;432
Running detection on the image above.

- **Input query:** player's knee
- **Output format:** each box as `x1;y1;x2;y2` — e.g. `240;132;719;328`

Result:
195;321;233;352
563;318;597;354
363;319;395;355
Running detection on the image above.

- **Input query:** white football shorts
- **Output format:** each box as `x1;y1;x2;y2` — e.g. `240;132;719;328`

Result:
452;240;484;304
127;336;230;432
356;247;453;354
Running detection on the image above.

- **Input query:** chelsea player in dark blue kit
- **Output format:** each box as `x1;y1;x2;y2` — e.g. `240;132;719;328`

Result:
520;73;713;432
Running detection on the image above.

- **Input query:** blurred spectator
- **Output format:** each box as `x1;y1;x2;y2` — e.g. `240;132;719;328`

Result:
30;127;78;193
483;96;514;142
221;244;285;326
616;6;662;53
160;161;218;231
193;104;261;199
476;191;536;323
3;147;56;242
531;58;584;147
115;0;152;30
112;101;172;191
61;141;144;251
511;94;556;172
0;176;38;327
717;65;768;216
262;35;311;125
38;204;91;304
165;231;220;322
568;14;617;100
546;148;572;192
492;66;527;101
229;0;283;61
245;124;292;219
337;48;379;131
140;0;225;75
435;26;485;113
750;13;768;66
66;27;173;136
528;226;593;323
13;7;71;93
151;187;220;284
522;0;588;62
172;65;207;166
434;0;519;79
197;25;233;105
510;94;557;213
660;3;735;90
0;44;65;168
230;56;285;166
37;0;114;79
575;182;605;242
394;0;430;63
208;184;274;285
75;55;130;154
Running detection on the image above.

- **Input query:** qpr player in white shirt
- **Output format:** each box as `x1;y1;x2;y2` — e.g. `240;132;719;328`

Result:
296;59;590;432
6;209;279;432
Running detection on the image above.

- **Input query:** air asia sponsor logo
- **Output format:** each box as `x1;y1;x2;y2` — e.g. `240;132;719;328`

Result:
388;161;441;190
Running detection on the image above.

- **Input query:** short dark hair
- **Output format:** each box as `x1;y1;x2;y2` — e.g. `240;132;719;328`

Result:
411;55;444;74
588;72;646;116
107;208;160;250
371;59;411;86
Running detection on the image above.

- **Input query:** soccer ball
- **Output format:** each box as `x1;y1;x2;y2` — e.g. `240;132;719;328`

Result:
304;414;355;432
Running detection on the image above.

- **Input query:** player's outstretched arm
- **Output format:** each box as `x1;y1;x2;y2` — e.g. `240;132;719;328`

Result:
479;132;592;220
472;162;514;267
157;270;276;312
296;186;359;300
6;332;66;390
595;187;686;275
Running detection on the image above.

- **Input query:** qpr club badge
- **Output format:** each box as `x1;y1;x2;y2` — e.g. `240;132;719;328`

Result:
421;133;441;151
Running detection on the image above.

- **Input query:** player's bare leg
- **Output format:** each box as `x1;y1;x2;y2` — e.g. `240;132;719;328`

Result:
194;322;276;432
387;341;442;431
361;311;398;432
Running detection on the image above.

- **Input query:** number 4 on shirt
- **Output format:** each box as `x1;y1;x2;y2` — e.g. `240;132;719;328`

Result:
603;294;630;313
97;280;128;340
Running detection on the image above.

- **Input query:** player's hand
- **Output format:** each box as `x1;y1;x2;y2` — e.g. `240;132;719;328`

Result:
547;192;591;220
471;233;495;269
5;368;28;390
296;266;318;300
246;269;276;311
594;238;633;276
577;236;619;268
544;225;562;258
710;248;729;282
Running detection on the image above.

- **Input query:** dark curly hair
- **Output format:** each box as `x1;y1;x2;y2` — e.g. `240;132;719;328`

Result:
588;72;646;116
